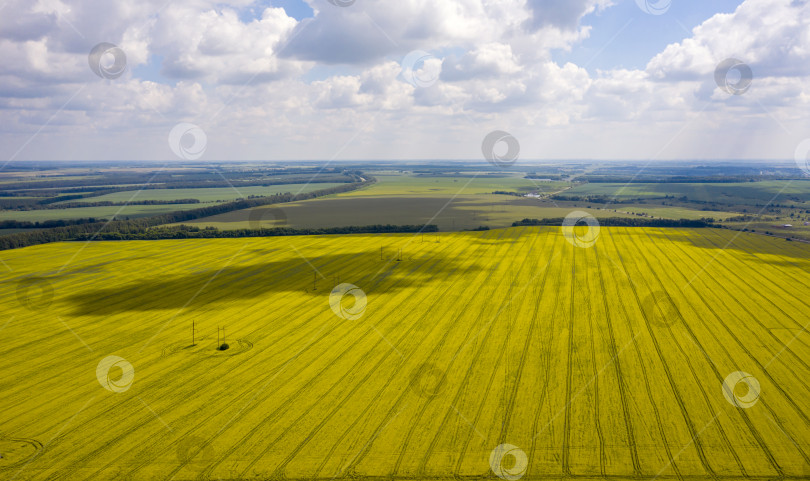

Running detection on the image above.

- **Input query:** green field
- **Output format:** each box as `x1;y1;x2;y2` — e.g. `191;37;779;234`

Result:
565;181;810;205
343;173;568;197
2;227;809;479
58;184;343;204
174;195;636;231
0;204;206;222
613;205;733;220
0;184;345;223
173;174;581;231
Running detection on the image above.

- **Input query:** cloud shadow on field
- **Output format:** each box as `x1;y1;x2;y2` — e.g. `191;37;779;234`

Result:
63;251;481;316
640;229;810;264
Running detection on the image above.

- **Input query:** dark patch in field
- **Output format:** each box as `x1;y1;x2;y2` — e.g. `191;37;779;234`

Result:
188;196;535;231
64;251;482;316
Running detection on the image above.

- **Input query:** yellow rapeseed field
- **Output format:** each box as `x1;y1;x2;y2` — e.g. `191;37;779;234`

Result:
1;227;809;480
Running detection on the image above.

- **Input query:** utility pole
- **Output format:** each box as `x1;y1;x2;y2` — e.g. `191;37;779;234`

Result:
380;246;383;260
192;320;196;346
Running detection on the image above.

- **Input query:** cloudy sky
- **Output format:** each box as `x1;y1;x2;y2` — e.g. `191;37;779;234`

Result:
1;0;808;162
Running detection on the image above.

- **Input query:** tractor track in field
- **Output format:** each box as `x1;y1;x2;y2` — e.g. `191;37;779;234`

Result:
625;230;750;477
208;232;474;478
700;230;810;356
410;229;544;474
449;229;542;476
21;255;352;478
695;231;810;342
51;246;373;481
0;239;344;422
433;229;553;477
218;234;487;479
82;237;467;481
495;229;556;447
452;308;513;476
0;437;42;470
9;228;810;480
389;230;534;475
65;311;349;481
651;229;806;473
297;229;512;478
181;237;472;480
584;249;606;477
562;248;576;476
649;229;794;473
414;238;553;476
0;244;219;369
526;232;567;476
712;231;810;308
593;245;641;477
671;230;810;407
362;229;527;478
661;229;810;422
608;231;712;480
600;248;686;480
693;230;810;357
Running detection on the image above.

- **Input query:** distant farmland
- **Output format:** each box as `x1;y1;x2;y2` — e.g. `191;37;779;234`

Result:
563;180;810;205
2;227;809;479
173;195;636;231
56;184;343;205
0;183;344;223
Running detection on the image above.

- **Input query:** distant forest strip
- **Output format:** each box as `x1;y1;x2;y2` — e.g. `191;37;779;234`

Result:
0;176;374;250
0;198;201;211
1;171;357;208
49;199;202;209
512;217;716;228
550;194;650;204
524;174;565;180
574;176;800;183
0;168;351;193
0;219;106;229
75;224;439;241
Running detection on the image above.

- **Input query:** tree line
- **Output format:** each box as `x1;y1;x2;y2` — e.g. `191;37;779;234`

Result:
75;224;439;241
574;176;796;183
512;217;715;228
0;177;375;250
